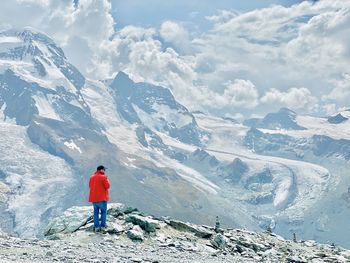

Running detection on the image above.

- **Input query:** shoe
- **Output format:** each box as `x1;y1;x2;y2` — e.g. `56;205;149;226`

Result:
100;226;107;234
93;227;101;233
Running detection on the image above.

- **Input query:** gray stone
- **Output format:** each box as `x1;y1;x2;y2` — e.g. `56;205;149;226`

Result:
107;203;125;217
106;222;124;234
126;214;159;233
127;226;144;241
168;220;213;238
44;206;92;236
210;233;227;250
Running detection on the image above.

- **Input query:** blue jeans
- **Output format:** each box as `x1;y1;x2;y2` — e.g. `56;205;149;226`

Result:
93;201;107;228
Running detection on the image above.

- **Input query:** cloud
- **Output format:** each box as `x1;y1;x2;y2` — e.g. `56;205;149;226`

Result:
223;79;259;108
261;87;318;111
0;0;115;77
159;21;192;53
322;73;350;104
0;0;349;116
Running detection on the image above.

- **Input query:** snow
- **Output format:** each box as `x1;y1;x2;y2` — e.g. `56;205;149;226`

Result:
64;140;82;154
195;113;249;151
257;114;350;140
155;131;197;152
151;149;219;194
0;121;76;238
33;94;62;121
0;38;80;97
81;80;219;194
81;80;141;155
193;113;331;219
81;81;121;123
133;103;192;132
151;103;192;128
127;157;136;162
0;36;21;44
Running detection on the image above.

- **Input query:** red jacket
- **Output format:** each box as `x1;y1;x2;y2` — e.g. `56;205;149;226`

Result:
89;170;110;202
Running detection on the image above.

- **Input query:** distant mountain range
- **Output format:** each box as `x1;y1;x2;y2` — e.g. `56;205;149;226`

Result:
1;28;350;248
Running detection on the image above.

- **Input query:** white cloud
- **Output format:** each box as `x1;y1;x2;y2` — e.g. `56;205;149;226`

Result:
191;0;349;114
0;0;349;116
323;73;350;103
0;0;115;77
321;103;337;116
159;21;192;53
223;79;259;108
205;10;240;24
261;87;318;111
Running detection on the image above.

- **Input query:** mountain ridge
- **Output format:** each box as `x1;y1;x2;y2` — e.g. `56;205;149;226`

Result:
1;28;350;249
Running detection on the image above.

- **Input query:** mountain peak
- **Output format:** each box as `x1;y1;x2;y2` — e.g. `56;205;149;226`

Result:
110;71;134;91
115;71;131;80
0;28;65;61
1;28;57;48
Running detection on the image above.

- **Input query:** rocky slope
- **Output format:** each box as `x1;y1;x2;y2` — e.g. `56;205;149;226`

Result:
1;204;349;263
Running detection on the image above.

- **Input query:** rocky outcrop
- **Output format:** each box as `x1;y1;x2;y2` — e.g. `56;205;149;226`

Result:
34;203;350;262
125;214;159;233
244;108;306;130
44;203;125;236
168;219;213;238
127;225;144;241
328;113;348;124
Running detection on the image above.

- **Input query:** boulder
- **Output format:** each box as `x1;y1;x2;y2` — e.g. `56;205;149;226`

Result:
107;203;125;217
126;214;159;233
44;203;126;236
127;225;144;241
106;222;124;234
210;233;227;250
168;220;213;238
44;206;92;236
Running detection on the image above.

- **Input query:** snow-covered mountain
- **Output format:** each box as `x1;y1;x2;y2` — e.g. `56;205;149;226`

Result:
0;28;248;239
1;28;350;248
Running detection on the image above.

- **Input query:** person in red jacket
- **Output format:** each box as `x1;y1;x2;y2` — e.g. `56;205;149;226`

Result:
89;165;110;231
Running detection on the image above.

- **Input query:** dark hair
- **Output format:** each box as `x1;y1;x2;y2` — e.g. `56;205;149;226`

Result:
97;165;106;171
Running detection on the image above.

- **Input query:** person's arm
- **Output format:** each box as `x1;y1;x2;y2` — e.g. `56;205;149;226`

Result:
89;177;92;188
104;176;110;190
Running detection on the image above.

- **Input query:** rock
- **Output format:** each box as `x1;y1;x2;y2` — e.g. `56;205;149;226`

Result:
127;225;144;241
124;222;134;231
210;234;227;250
287;255;307;263
44;203;125;236
168;220;213;238
26;203;350;262
123;207;139;214
303;240;316;247
44;206;92;236
107;203;125;217
106;222;124;234
236;236;268;252
45;251;54;257
126;214;159;233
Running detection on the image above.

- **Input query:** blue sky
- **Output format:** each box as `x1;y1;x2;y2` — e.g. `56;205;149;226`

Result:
111;0;302;29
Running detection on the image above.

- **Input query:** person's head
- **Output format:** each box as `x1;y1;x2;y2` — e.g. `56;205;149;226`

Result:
97;165;106;172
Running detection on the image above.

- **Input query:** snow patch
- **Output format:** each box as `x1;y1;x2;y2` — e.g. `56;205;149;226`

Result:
64;140;82;154
0;36;21;44
33;94;62;121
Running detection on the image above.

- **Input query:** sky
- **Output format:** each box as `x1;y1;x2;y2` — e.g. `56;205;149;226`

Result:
111;0;300;30
0;0;349;119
